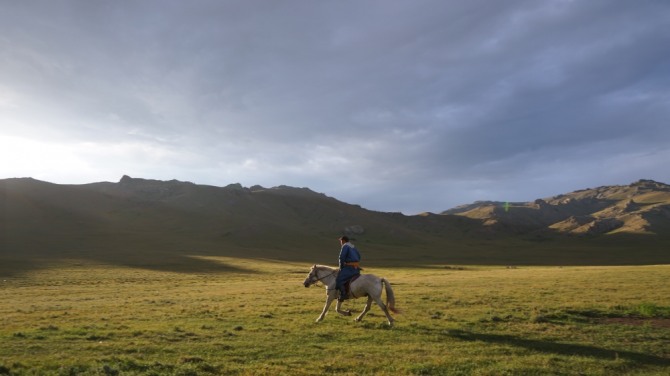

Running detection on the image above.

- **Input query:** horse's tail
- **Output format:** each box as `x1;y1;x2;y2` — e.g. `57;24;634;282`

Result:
381;278;400;314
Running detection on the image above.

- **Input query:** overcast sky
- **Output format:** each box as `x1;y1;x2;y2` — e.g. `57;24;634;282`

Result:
1;1;669;214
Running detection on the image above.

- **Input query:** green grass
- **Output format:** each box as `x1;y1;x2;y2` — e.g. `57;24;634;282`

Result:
1;258;669;375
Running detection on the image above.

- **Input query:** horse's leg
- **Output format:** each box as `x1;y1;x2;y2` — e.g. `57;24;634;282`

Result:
316;292;336;322
335;299;352;316
355;296;373;322
372;294;394;326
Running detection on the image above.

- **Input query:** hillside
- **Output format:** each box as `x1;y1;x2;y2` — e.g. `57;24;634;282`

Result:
1;177;669;274
443;179;670;236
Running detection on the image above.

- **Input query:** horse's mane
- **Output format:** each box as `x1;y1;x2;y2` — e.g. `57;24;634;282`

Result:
314;264;336;271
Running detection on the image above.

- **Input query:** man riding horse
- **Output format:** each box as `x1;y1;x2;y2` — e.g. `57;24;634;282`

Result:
336;236;361;301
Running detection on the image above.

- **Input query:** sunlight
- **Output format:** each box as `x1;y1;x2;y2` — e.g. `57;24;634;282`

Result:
0;134;89;181
0;134;181;183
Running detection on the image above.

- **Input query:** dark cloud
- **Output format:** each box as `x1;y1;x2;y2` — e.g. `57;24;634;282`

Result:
1;0;668;213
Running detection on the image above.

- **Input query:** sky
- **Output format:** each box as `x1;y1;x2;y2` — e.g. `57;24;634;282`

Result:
1;1;669;214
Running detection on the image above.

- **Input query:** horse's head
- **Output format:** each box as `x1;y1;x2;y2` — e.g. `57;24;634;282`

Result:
303;264;319;288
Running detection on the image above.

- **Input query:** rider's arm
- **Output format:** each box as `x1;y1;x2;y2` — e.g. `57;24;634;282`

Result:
338;245;350;268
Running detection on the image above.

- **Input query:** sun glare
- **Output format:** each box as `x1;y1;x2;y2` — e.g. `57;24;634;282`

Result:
0;134;182;184
0;135;90;181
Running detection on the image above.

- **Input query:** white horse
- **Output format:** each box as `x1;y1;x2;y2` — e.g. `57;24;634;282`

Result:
303;264;399;326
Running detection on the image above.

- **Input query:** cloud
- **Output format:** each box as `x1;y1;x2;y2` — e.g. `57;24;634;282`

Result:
1;0;669;213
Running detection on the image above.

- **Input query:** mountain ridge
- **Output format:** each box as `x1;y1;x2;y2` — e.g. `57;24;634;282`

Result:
2;176;669;273
443;179;670;236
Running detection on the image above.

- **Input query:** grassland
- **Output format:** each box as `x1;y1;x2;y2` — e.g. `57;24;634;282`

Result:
1;258;669;375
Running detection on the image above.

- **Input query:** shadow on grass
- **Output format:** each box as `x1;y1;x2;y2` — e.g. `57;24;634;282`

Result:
446;329;670;366
0;246;260;277
107;253;261;274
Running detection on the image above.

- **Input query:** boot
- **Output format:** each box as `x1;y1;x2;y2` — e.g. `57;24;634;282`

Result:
338;289;348;302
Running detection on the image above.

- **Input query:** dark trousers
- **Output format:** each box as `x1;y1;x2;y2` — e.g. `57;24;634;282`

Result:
336;266;360;298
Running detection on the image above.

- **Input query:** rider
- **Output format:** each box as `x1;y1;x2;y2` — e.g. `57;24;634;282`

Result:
336;236;361;301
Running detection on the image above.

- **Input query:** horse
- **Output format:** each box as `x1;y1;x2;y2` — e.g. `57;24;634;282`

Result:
303;264;399;326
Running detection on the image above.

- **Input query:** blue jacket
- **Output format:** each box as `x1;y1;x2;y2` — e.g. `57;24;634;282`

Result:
339;242;361;268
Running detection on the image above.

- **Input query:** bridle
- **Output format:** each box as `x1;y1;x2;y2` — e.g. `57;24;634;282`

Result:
306;267;337;287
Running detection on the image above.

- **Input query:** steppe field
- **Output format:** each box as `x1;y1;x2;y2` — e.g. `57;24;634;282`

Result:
1;258;669;375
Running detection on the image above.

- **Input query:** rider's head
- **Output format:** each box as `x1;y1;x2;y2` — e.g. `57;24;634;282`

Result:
339;236;349;245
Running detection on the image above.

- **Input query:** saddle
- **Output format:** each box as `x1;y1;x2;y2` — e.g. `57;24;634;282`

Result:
342;274;361;299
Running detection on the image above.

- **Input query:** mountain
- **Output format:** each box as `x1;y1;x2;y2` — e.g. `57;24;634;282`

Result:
0;175;475;271
443;179;670;236
1;176;669;274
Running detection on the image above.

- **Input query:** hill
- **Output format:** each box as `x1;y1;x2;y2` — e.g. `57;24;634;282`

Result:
1;176;669;274
443;179;670;236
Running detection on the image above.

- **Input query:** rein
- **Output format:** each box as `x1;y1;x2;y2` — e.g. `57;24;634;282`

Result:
310;268;337;287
